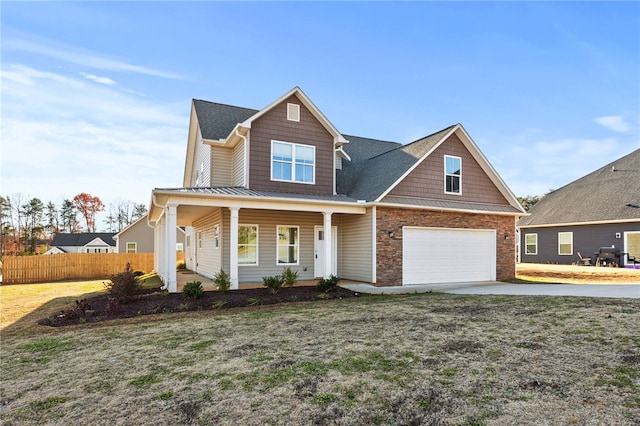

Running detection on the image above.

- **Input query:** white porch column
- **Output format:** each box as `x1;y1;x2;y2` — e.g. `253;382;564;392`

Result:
229;207;239;290
165;204;177;293
323;211;333;279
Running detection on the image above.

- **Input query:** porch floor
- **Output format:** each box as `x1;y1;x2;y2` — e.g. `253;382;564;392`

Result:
175;269;319;292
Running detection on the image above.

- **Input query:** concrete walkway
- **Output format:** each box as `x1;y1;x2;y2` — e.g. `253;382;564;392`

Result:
341;281;640;299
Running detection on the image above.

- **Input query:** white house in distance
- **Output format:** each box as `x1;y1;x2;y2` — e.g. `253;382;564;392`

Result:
44;233;117;254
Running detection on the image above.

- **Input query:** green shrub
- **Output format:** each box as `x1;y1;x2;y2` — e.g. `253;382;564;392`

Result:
317;274;340;293
177;261;186;270
104;263;143;303
132;270;145;277
262;274;285;294
183;281;204;299
214;269;231;293
281;266;299;287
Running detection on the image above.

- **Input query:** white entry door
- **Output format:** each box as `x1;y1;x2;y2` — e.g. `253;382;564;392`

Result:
314;226;337;278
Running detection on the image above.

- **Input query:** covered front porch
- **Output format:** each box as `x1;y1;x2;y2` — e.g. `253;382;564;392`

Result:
176;269;320;292
150;188;368;293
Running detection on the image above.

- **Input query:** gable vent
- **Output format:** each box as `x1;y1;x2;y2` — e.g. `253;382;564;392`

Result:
287;103;300;122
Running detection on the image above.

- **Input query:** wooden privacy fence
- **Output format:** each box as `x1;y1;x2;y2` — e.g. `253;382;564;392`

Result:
2;253;155;285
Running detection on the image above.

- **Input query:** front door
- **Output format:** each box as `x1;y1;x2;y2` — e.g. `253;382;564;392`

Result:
314;226;337;278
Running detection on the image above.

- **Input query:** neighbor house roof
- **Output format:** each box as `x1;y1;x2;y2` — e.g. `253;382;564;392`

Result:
51;233;117;247
518;148;640;227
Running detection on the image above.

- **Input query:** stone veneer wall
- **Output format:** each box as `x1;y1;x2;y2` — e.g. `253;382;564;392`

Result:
375;207;516;286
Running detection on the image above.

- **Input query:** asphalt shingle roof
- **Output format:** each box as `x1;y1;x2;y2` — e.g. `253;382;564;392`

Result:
518;148;640;226
51;233;117;247
193;99;257;140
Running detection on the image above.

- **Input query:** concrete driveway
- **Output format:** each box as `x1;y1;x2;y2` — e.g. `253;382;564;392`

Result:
341;281;640;299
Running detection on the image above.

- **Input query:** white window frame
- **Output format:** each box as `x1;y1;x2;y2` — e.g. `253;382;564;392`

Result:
271;140;316;184
287;103;300;122
558;232;573;255
238;224;259;266
176;243;184;253
444;155;462;195
126;242;137;253
214;224;220;249
525;233;538;255
276;225;300;265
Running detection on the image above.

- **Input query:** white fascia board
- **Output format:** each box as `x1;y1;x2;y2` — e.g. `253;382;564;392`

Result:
335;146;351;161
374;201;525;217
204;123;249;148
517;218;640;229
152;190;368;215
115;214;149;237
183;102;200;187
375;125;458;202
454;125;526;214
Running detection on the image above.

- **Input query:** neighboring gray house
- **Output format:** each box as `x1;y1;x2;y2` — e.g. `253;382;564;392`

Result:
114;215;185;254
45;233;117;254
148;87;525;292
518;148;640;266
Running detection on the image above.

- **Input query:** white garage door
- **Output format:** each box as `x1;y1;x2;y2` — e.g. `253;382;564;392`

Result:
403;227;496;285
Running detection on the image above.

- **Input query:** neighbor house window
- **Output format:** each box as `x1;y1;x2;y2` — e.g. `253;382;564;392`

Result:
214;224;220;249
444;155;461;194
126;242;137;253
525;233;538;255
558;232;573;255
176;243;184;253
271;141;315;184
238;225;258;265
277;226;299;265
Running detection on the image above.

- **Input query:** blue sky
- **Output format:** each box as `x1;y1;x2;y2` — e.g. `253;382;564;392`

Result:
2;1;638;227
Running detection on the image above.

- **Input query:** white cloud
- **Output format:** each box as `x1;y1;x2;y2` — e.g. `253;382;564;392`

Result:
4;38;182;80
81;72;116;85
594;115;631;133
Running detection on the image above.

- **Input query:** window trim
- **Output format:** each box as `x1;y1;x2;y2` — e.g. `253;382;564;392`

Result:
558;231;573;256
276;225;300;266
126;242;137;254
525;233;538;255
271;140;316;185
238;224;259;266
213;224;220;250
444;155;462;195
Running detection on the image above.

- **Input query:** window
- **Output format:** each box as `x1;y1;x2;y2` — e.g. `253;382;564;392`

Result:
444;155;461;194
126;242;137;253
287;103;300;122
176;243;184;253
214;224;220;249
271;141;315;184
277;226;299;265
558;232;573;255
238;225;258;265
525;233;538;255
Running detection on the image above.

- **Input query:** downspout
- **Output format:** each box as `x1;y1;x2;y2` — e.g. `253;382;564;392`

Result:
149;194;167;289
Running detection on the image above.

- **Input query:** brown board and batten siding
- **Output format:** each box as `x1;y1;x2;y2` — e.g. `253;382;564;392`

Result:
248;95;335;195
388;134;509;205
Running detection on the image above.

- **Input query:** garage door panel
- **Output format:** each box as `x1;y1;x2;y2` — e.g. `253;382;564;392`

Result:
403;228;495;285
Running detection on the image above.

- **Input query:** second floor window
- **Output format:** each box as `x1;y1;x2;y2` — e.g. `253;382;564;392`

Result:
445;155;461;194
271;141;315;184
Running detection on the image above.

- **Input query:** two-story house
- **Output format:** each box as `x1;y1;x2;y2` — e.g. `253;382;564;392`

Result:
149;87;525;292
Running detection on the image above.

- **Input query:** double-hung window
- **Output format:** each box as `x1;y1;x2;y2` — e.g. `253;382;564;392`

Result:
525;233;538;255
444;155;461;194
558;232;573;255
238;225;258;265
277;226;299;265
126;242;137;253
271;141;315;184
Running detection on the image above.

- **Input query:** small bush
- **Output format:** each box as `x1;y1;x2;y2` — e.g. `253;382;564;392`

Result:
105;263;143;303
177;261;186;270
132;270;145;277
183;281;204;299
58;299;91;321
106;297;124;315
214;269;231;293
281;267;299;287
317;274;340;293
263;274;285;294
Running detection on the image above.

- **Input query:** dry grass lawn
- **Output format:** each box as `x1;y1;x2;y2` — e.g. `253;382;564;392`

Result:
1;267;639;425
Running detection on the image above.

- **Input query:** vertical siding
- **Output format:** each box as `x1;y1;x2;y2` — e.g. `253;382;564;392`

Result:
210;145;233;187
232;139;246;186
191;209;223;279
337;209;374;282
221;209;324;283
248;95;334;195
389;134;509;205
519;222;640;265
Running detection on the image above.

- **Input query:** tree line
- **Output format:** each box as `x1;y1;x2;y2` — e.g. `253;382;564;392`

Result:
0;193;147;256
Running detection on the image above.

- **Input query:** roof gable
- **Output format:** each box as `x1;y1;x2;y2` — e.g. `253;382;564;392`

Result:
518;148;640;227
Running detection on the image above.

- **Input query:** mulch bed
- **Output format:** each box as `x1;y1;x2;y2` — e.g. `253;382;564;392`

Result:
39;285;363;327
